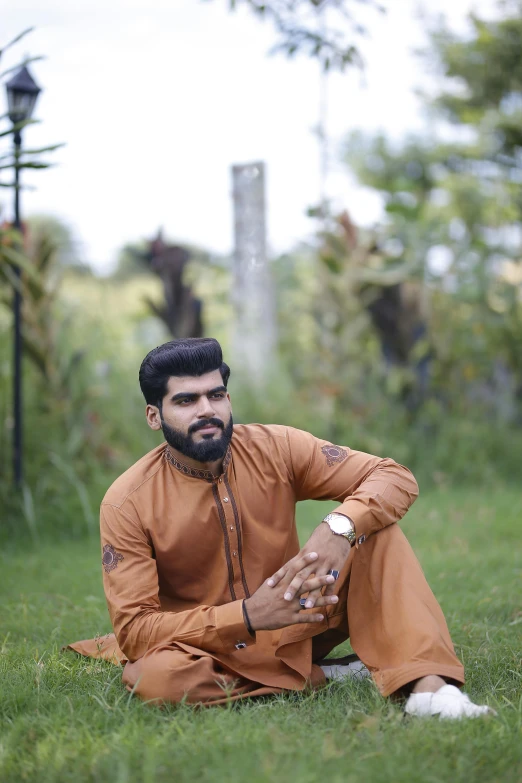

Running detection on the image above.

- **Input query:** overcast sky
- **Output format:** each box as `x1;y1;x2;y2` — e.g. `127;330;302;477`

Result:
2;0;496;272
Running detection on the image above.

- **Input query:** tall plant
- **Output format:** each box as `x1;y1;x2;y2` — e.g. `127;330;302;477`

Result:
344;6;522;418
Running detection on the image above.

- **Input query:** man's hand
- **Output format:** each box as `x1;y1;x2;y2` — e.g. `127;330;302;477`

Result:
244;552;339;632
266;522;352;609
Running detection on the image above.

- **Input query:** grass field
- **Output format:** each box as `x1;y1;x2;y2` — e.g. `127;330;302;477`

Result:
1;486;521;782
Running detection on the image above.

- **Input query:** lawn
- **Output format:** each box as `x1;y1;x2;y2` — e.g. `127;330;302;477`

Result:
1;486;521;783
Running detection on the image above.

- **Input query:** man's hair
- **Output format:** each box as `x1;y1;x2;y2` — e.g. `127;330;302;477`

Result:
139;338;230;407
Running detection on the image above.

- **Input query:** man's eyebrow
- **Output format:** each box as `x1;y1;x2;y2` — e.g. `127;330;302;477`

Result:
169;386;227;402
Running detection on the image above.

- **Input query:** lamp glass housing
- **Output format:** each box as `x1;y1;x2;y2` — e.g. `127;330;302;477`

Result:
5;66;41;125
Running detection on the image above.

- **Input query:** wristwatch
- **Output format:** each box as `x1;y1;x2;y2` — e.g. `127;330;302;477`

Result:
323;513;356;545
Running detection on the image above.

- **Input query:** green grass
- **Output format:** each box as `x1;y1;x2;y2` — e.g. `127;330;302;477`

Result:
1;487;521;783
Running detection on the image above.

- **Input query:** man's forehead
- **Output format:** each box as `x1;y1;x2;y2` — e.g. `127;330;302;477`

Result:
165;371;224;395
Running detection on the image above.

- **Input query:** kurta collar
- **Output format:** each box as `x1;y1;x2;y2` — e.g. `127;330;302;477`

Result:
164;444;232;483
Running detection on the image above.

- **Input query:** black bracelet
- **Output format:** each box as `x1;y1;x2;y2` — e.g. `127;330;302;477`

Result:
242;600;255;638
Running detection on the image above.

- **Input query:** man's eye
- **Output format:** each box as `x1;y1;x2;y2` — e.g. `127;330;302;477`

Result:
212;393;225;399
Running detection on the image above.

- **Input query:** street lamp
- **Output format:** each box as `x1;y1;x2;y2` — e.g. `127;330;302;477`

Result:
5;65;41;486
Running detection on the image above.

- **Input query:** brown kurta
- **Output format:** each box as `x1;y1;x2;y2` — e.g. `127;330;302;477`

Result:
68;424;464;703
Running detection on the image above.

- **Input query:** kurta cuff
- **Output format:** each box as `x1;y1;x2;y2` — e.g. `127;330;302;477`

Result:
214;600;255;651
330;499;382;545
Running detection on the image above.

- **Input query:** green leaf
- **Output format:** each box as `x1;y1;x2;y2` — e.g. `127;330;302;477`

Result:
1;246;41;282
0;119;40;138
20;143;65;156
0;27;35;56
16;162;54;169
0;56;45;80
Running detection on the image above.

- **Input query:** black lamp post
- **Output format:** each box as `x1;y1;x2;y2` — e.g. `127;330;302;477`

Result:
5;65;41;486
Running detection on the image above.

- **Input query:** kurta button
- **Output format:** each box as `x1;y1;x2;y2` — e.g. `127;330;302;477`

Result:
233;551;238;557
219;478;223;483
230;526;234;531
223;497;229;503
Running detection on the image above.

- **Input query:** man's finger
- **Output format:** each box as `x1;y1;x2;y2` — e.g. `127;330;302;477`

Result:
299;574;336;595
295;611;325;624
323;580;340;597
302;566;333;608
283;562;320;601
307;594;339;608
266;565;288;588
267;552;318;589
303;587;325;608
267;554;298;587
282;551;321;600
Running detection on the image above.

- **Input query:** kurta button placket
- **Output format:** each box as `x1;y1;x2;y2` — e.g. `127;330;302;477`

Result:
165;444;250;602
223;476;251;600
211;478;247;600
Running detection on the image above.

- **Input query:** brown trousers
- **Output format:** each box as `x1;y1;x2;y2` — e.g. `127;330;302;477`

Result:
108;525;464;705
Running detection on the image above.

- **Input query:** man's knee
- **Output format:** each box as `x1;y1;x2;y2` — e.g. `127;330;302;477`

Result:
122;649;192;704
122;647;238;705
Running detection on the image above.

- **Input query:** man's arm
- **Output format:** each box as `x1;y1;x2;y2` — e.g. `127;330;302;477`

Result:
286;426;419;542
267;427;419;603
101;503;335;651
101;503;253;661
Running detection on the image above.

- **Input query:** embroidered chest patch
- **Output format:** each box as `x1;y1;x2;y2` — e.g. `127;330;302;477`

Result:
102;543;124;574
321;444;348;467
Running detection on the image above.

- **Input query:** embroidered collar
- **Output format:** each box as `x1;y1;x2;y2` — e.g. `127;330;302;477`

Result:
164;444;232;482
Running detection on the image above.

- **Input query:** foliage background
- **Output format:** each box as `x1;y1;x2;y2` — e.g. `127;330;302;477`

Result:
1;3;522;544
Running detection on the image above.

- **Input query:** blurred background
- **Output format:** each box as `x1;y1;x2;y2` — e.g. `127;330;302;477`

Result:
1;0;522;541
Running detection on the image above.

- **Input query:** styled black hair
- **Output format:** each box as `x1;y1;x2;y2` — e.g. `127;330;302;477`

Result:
139;338;230;407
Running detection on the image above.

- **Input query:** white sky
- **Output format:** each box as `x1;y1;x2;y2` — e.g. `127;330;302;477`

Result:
2;0;496;272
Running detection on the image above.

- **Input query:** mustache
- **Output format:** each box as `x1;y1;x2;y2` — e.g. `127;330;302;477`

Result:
188;417;225;434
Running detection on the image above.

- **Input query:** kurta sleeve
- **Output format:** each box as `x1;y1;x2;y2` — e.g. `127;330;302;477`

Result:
285;427;419;542
100;503;253;661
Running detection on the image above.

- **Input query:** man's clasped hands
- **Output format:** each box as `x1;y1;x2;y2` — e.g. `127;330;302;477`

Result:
244;522;352;632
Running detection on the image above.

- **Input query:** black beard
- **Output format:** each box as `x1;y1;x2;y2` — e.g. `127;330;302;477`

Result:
161;414;234;463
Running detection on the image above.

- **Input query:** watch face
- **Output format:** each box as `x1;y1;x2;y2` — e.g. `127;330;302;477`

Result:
329;517;351;535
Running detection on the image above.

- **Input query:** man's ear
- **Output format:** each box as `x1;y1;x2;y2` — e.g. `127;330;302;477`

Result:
146;404;162;431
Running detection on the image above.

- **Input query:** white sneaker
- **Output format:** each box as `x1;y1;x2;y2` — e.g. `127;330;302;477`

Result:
405;684;496;720
319;655;371;682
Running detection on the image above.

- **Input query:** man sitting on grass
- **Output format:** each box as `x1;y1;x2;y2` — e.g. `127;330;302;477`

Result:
69;337;494;718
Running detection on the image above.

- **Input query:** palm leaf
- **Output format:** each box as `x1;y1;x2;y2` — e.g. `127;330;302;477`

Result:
0;28;34;57
0;246;40;281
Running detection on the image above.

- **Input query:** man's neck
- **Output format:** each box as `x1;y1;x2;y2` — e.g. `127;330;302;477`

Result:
166;445;224;477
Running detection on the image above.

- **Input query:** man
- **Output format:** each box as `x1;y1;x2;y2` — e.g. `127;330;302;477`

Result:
69;338;493;719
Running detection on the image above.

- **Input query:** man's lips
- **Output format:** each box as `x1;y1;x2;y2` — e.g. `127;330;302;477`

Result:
191;422;223;435
190;418;225;435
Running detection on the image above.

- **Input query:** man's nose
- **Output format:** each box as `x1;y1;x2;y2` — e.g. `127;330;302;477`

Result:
196;396;215;418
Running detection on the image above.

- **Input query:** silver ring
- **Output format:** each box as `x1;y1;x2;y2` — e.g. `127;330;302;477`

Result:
327;569;340;580
299;597;307;607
